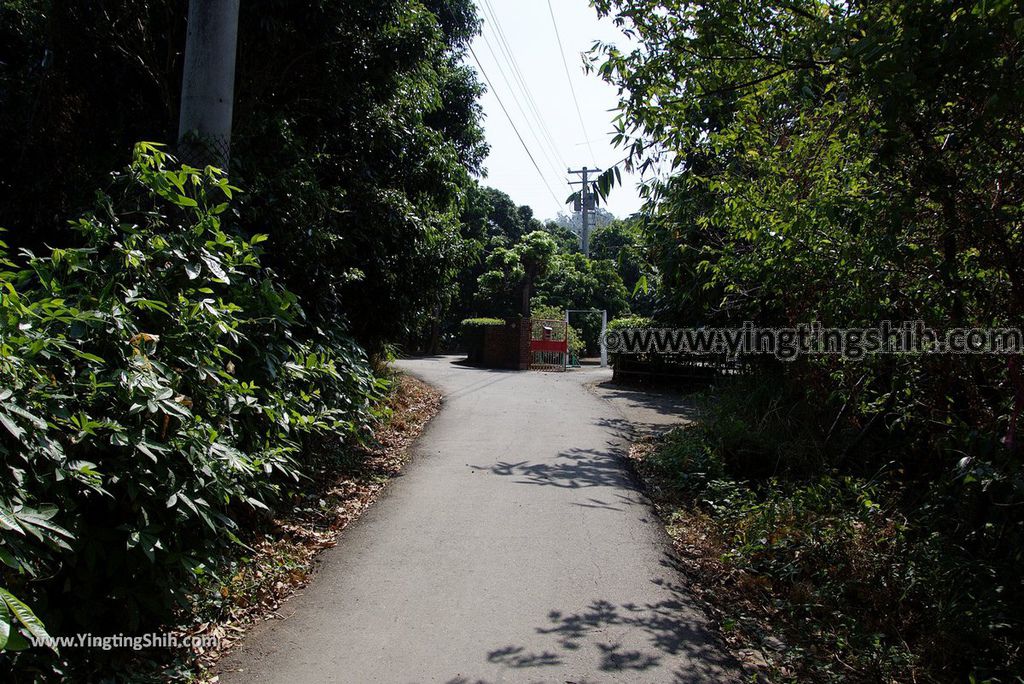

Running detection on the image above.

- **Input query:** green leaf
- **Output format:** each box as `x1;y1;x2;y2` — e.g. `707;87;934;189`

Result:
0;413;25;441
16;507;73;548
0;598;10;650
0;505;23;534
4;405;46;430
3;629;29;651
70;349;105;364
201;255;227;281
0;546;21;570
0;588;52;648
19;504;56;522
136;441;163;462
631;274;649;296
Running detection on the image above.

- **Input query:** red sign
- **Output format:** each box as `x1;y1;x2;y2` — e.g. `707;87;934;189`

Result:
530;339;568;353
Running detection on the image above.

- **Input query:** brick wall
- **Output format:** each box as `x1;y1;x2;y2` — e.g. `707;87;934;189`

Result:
481;325;511;368
467;318;531;370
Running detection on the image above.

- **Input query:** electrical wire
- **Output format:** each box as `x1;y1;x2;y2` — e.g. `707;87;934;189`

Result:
468;44;564;212
479;0;569;171
546;0;597;165
479;29;566;184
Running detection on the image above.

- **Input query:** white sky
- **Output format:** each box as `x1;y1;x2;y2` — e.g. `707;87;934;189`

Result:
468;0;644;221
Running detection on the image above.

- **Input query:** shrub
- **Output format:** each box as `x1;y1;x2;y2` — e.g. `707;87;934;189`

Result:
642;377;1024;681
607;315;653;331
646;426;725;495
0;144;383;667
459;317;505;328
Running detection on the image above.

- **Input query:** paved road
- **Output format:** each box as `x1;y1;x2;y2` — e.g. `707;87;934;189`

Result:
218;356;738;683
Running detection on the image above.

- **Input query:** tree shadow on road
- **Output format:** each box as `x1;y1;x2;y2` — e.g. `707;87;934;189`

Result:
594;414;640;440
448;560;741;684
591;380;701;415
465;411;649;490
471;446;637;490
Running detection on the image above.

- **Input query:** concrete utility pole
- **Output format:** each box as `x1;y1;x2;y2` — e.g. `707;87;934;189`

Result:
568;166;602;257
177;0;240;169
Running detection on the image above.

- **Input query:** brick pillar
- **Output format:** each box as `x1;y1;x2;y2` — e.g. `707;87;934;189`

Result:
518;317;532;370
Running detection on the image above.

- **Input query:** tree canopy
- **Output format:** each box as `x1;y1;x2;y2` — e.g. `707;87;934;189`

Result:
589;1;1024;677
0;0;488;352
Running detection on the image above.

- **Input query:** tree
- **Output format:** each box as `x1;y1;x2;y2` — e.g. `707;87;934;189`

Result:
231;0;487;351
532;253;630;352
476;231;558;317
587;3;1024;675
591;0;1024;439
590;217;647;294
177;0;240;167
541;219;581;254
436;184;547;343
474;186;540;242
0;0;488;354
534;254;629;317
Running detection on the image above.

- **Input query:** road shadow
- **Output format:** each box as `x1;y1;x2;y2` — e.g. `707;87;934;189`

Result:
471;444;637;490
461;561;741;683
593;381;699;418
594;415;638;440
449;358;520;372
590;381;700;437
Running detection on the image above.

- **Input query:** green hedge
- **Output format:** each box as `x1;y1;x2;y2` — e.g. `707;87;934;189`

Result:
607;315;654;331
460;317;505;328
0;144;384;666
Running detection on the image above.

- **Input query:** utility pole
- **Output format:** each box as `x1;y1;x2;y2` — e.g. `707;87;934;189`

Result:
568;166;601;257
177;0;240;169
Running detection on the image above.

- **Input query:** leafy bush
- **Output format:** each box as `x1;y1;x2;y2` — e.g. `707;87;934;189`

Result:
699;375;829;479
642;378;1024;681
459;318;505;328
0;144;383;665
607;315;653;331
0;1;487;355
646;426;725;495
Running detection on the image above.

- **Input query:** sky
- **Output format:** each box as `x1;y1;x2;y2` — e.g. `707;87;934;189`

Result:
467;0;644;222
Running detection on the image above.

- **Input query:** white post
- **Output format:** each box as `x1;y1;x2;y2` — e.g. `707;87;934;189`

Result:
177;0;240;169
600;310;608;367
564;309;570;369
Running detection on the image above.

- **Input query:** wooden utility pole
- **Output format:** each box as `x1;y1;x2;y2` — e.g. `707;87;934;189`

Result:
177;0;240;169
568;167;601;257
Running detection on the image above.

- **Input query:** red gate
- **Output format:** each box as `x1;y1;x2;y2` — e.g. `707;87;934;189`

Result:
529;318;568;371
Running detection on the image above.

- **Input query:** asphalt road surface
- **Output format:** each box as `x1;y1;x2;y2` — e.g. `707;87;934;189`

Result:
218;356;738;683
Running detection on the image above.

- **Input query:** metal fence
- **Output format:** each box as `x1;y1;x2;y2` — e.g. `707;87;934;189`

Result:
529;318;568;371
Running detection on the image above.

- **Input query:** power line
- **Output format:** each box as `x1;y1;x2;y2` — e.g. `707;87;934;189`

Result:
546;0;597;165
481;5;566;172
468;44;564;212
479;0;568;171
478;29;566;184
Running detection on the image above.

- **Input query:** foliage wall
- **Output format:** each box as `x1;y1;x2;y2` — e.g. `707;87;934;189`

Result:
0;147;385;670
592;0;1024;465
591;0;1024;676
0;0;487;352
